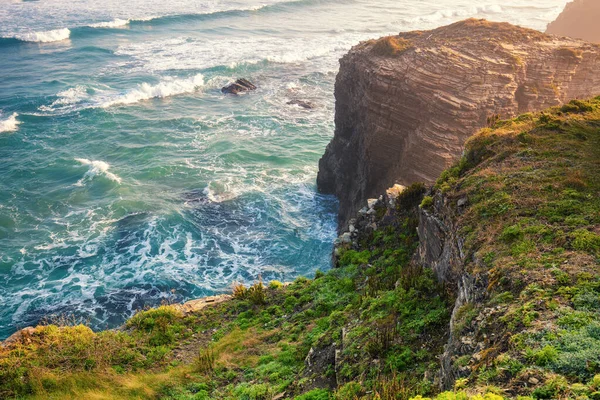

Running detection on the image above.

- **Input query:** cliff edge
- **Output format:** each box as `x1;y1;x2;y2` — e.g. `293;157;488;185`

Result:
547;0;600;43
318;19;600;229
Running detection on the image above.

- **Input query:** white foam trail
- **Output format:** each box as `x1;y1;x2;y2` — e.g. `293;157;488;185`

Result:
74;158;122;185
39;86;89;112
88;19;130;28
99;74;204;108
0;113;20;133
14;28;70;43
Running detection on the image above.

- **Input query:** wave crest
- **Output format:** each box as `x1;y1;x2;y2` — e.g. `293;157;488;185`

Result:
14;28;71;43
88;19;131;28
75;158;122;185
0;113;20;133
99;74;205;108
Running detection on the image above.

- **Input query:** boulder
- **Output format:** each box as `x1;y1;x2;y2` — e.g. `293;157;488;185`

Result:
287;99;314;109
221;78;257;95
1;326;35;348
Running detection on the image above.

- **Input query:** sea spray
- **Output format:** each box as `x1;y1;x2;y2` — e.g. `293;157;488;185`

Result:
75;158;122;184
88;19;131;28
100;74;205;108
13;28;71;43
0;113;20;133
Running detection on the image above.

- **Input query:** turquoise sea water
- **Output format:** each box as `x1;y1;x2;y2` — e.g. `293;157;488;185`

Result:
0;0;567;339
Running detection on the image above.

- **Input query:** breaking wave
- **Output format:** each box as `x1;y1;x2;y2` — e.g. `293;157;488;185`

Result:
99;74;205;108
12;28;71;43
39;74;205;113
74;158;122;185
88;19;131;28
0;113;20;133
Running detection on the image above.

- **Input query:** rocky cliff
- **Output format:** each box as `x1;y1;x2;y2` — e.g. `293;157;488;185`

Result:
416;98;600;394
318;19;600;229
547;0;600;43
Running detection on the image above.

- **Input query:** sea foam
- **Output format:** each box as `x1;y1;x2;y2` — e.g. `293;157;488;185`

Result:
14;28;71;43
99;74;205;108
88;19;131;28
0;113;20;133
75;158;122;185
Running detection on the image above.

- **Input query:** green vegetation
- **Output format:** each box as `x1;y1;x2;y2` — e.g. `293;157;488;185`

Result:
0;183;449;399
2;97;600;399
433;97;600;398
370;36;413;57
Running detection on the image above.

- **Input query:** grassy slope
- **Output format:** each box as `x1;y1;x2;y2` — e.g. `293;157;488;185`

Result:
1;98;600;399
428;97;600;399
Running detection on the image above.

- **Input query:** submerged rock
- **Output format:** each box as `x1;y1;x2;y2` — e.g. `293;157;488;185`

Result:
221;78;257;95
287;99;314;109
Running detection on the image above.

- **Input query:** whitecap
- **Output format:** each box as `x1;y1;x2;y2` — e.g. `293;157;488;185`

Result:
0;113;20;133
88;19;130;29
98;74;204;108
14;28;70;43
39;74;205;113
39;86;90;112
74;158;122;185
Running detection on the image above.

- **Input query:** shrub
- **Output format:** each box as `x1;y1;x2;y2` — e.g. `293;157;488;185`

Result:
196;347;215;374
573;288;600;311
248;281;267;305
572;229;600;253
127;306;182;331
233;382;274;400
420;196;433;210
269;280;284;289
335;382;363;399
233;282;249;299
530;345;558;367
561;99;593;114
500;225;523;242
372;36;412;56
126;306;183;346
532;376;568;399
295;388;333;400
397;182;426;211
339;250;371;266
552;327;600;379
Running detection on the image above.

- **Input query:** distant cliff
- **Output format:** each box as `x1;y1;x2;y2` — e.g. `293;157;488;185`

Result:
547;0;600;42
318;19;600;229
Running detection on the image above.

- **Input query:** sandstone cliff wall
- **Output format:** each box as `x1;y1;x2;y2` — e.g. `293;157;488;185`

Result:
547;0;600;43
318;19;600;229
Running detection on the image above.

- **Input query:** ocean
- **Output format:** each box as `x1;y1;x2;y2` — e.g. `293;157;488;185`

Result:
0;0;567;339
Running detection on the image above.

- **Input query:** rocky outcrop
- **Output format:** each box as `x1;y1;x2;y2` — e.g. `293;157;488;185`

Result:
547;0;600;43
417;192;489;389
0;326;35;349
221;78;257;94
173;294;232;315
287;99;314;109
318;19;600;229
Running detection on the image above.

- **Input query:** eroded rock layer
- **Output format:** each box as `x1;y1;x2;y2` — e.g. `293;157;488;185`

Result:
547;0;600;43
318;19;600;228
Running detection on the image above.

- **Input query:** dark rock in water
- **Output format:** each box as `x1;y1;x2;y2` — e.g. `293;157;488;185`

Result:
287;99;314;109
221;78;257;95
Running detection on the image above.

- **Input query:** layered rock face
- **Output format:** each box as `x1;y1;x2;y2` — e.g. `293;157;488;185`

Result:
318;19;600;229
547;0;600;42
